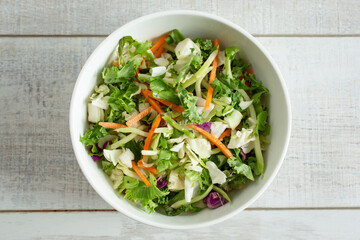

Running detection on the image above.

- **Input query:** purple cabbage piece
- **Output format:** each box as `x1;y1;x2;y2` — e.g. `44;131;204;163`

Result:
156;177;168;189
103;141;112;149
194;122;212;133
91;155;102;162
88;143;107;162
217;65;224;72
240;148;247;160
203;191;228;209
89;143;101;153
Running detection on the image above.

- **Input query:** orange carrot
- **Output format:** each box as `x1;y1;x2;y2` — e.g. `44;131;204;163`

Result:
211;128;231;146
143;89;184;113
98;122;127;129
218;128;231;140
132;161;151;187
113;61;119;66
126;106;153;127
141;90;164;114
144;114;162;150
154;47;165;58
151;33;169;53
204;39;220;110
187;124;233;158
138;114;162;175
138;159;157;175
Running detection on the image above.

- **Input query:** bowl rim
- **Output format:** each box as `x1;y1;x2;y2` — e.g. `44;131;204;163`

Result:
69;9;292;229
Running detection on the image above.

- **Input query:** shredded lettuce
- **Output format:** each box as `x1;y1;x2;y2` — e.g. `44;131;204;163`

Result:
108;83;139;113
123;174;169;213
224;109;242;130
224;47;240;79
150;79;181;105
176;85;203;124
228;149;254;181
80;124;109;153
168;170;185;191
117;36;134;67
81;33;271;215
103;59;142;84
156;150;178;173
186;138;211;159
206;161;227;184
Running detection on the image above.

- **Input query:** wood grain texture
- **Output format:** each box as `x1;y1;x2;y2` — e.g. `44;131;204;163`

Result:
0;37;359;210
254;37;360;208
0;0;359;36
1;210;359;239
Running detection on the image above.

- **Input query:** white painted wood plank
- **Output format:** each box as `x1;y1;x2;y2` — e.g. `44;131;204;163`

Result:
252;37;360;208
0;37;359;210
0;0;359;35
0;210;359;239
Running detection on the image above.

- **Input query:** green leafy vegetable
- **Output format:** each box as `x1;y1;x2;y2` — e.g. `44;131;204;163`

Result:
118;36;134;67
248;156;261;176
108;83;139;113
192;38;216;60
156;150;179;172
189;53;203;73
102;160;115;175
210;78;232;98
255;110;270;137
124;140;143;162
103;59;142;84
182;48;218;88
150;79;181;105
123;174;169;213
228;157;254;181
165;29;186;44
224;47;240;79
129;40;154;60
163;204;202;216
162;116;195;137
81;33;271;215
177;85;203;124
80;124;109;153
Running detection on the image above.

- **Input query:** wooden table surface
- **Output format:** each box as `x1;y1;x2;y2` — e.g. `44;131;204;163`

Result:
1;1;359;239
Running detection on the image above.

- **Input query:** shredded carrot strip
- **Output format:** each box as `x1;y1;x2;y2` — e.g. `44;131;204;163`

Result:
138;160;157;175
98;122;127;129
143;89;184;113
126;106;153;127
154;47;165;58
187;124;233;158
151;33;169;53
141;90;164;114
219;128;231;140
144;114;162;150
132;161;151;187
205;39;220;110
137;114;162;175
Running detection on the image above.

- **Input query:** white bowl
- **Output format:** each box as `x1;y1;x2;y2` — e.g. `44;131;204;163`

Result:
69;10;291;229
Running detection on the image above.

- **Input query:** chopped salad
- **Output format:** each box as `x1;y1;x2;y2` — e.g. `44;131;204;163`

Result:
80;29;270;215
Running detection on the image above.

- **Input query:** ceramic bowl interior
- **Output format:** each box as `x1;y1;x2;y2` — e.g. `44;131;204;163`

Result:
69;10;291;229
